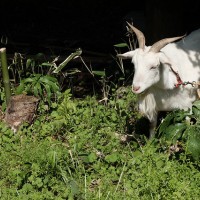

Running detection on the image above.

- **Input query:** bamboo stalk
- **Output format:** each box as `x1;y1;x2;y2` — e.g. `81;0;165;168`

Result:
0;48;11;105
53;48;82;73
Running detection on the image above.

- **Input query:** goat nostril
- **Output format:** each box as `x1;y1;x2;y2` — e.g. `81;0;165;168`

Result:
132;86;140;92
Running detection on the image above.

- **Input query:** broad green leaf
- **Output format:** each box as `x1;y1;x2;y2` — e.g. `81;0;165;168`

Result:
192;100;200;110
70;180;80;195
34;82;42;97
26;84;32;93
164;123;186;143
43;83;52;97
42;75;57;82
43;84;52;104
192;100;200;117
37;82;43;96
156;160;165;168
173;110;188;122
158;112;175;135
23;77;35;83
33;83;39;97
105;152;119;163
88;152;97;163
186;126;200;160
33;74;42;79
192;107;200;117
16;82;25;94
132;150;142;157
40;76;59;92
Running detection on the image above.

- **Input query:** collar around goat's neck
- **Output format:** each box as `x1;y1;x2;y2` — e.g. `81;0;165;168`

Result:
167;64;183;88
174;73;183;88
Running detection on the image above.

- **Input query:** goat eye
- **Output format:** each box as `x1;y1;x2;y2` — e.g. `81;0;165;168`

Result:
150;66;157;70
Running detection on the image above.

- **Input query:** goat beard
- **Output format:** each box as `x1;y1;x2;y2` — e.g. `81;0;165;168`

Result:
138;91;157;123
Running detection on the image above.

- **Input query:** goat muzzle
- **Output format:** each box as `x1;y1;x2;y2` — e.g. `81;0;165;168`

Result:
132;86;140;93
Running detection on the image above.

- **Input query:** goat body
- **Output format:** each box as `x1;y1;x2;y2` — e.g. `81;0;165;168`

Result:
119;24;200;137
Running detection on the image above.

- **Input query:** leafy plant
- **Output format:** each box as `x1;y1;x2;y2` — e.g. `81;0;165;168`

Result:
5;49;83;90
8;53;52;83
16;74;61;105
158;100;200;161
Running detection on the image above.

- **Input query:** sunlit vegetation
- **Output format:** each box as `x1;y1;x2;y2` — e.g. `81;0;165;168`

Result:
0;48;200;199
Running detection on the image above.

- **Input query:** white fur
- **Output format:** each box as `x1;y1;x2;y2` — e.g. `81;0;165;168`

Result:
120;29;200;137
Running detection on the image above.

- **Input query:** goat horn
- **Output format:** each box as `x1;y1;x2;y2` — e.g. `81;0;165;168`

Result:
127;22;145;50
149;35;186;53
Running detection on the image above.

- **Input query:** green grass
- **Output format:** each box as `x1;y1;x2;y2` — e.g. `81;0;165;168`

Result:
0;88;200;199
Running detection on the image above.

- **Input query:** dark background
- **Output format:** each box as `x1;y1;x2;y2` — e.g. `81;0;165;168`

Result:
0;0;200;56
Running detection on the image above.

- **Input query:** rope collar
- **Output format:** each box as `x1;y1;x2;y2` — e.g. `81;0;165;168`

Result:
175;81;200;88
174;74;200;98
168;64;200;98
167;64;199;88
168;65;184;88
174;72;183;88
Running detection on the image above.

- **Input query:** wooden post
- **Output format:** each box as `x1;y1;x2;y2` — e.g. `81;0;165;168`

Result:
0;48;11;106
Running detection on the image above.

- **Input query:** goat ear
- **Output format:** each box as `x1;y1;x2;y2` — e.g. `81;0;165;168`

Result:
159;52;179;72
159;52;171;64
117;51;135;59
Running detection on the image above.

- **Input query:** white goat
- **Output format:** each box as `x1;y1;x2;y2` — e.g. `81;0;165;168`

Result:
118;23;200;137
